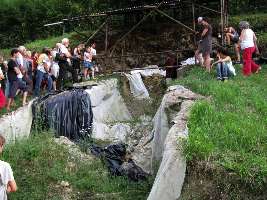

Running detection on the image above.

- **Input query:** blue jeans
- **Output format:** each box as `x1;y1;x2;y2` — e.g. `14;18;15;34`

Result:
34;70;52;96
216;63;228;80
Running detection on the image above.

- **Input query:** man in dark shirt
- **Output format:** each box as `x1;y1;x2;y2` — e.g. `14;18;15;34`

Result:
6;49;29;111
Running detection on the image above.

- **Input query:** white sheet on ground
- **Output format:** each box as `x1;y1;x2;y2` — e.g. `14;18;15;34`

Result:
125;73;150;99
181;57;198;66
0;101;33;144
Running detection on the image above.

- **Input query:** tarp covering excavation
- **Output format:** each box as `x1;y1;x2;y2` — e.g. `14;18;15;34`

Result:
90;143;149;182
32;89;93;140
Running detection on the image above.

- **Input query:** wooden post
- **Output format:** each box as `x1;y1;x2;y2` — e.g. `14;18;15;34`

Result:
221;0;225;46
192;3;197;45
105;17;109;54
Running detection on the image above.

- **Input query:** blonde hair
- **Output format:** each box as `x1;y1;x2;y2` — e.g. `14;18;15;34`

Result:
26;51;32;57
18;46;27;53
0;134;6;146
62;38;69;45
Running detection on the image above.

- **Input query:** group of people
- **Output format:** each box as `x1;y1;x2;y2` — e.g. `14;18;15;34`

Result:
0;38;98;111
195;17;261;81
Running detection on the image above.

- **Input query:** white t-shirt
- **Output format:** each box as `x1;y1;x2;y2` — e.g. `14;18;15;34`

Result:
225;60;236;76
240;29;255;50
0;160;15;200
59;44;69;55
84;52;92;62
91;48;96;56
16;53;24;67
59;44;71;64
37;54;51;73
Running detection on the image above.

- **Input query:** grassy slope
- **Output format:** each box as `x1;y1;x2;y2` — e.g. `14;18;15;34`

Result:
1;133;152;200
170;65;267;189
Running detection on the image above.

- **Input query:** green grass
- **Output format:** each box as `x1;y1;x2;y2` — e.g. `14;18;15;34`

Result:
169;65;267;188
1;133;152;200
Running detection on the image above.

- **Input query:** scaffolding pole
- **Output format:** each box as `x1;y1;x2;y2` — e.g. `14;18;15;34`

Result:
110;0;166;56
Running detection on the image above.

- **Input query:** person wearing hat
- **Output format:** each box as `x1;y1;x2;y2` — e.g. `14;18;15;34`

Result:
195;17;213;72
239;21;261;76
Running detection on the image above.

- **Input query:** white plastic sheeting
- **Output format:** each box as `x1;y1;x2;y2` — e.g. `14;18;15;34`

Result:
125;67;166;100
147;86;203;200
181;57;198;66
0;101;33;144
125;72;150;99
85;79;132;140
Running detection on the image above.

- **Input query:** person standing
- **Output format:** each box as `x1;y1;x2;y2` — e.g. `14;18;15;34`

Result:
239;21;261;76
0;134;17;200
83;46;94;80
6;49;29;111
73;44;84;77
90;42;97;78
34;48;53;97
0;66;6;109
195;17;213;72
57;38;78;89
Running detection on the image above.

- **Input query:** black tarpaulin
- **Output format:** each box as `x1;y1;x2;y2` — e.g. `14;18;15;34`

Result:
32;89;93;140
90;143;149;182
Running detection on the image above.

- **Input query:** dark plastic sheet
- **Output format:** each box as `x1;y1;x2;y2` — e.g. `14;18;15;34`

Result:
91;143;149;182
32;89;93;140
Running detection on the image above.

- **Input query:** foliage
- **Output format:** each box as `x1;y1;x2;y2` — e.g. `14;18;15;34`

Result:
1;133;152;200
169;65;267;188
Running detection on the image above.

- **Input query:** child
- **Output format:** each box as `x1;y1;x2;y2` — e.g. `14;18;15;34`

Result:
0;134;17;199
83;47;94;80
0;67;6;109
212;47;236;81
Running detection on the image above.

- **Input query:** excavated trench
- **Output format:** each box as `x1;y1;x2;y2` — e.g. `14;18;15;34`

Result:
0;66;202;200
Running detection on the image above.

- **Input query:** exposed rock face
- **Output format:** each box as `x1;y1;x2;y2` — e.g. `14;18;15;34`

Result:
147;86;203;200
0;101;33;144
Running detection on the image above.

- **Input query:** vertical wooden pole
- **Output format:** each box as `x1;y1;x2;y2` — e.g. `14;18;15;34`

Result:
192;3;196;46
221;0;225;46
104;17;109;75
105;17;109;54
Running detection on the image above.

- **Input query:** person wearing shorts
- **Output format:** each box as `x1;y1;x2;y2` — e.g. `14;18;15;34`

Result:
195;17;213;72
83;47;94;80
6;49;29;111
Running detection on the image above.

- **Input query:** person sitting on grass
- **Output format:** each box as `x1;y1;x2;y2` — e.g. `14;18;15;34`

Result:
212;47;236;81
7;49;29;111
0;134;17;199
0;67;6;109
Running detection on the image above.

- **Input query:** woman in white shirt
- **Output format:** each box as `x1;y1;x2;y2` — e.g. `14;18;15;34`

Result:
239;21;261;76
83;47;94;80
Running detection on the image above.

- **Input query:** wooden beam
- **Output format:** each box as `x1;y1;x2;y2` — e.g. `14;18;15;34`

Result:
196;4;222;14
155;9;196;33
109;0;166;56
85;21;107;45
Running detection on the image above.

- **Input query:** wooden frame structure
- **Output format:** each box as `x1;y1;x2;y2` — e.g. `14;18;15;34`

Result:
44;0;229;69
